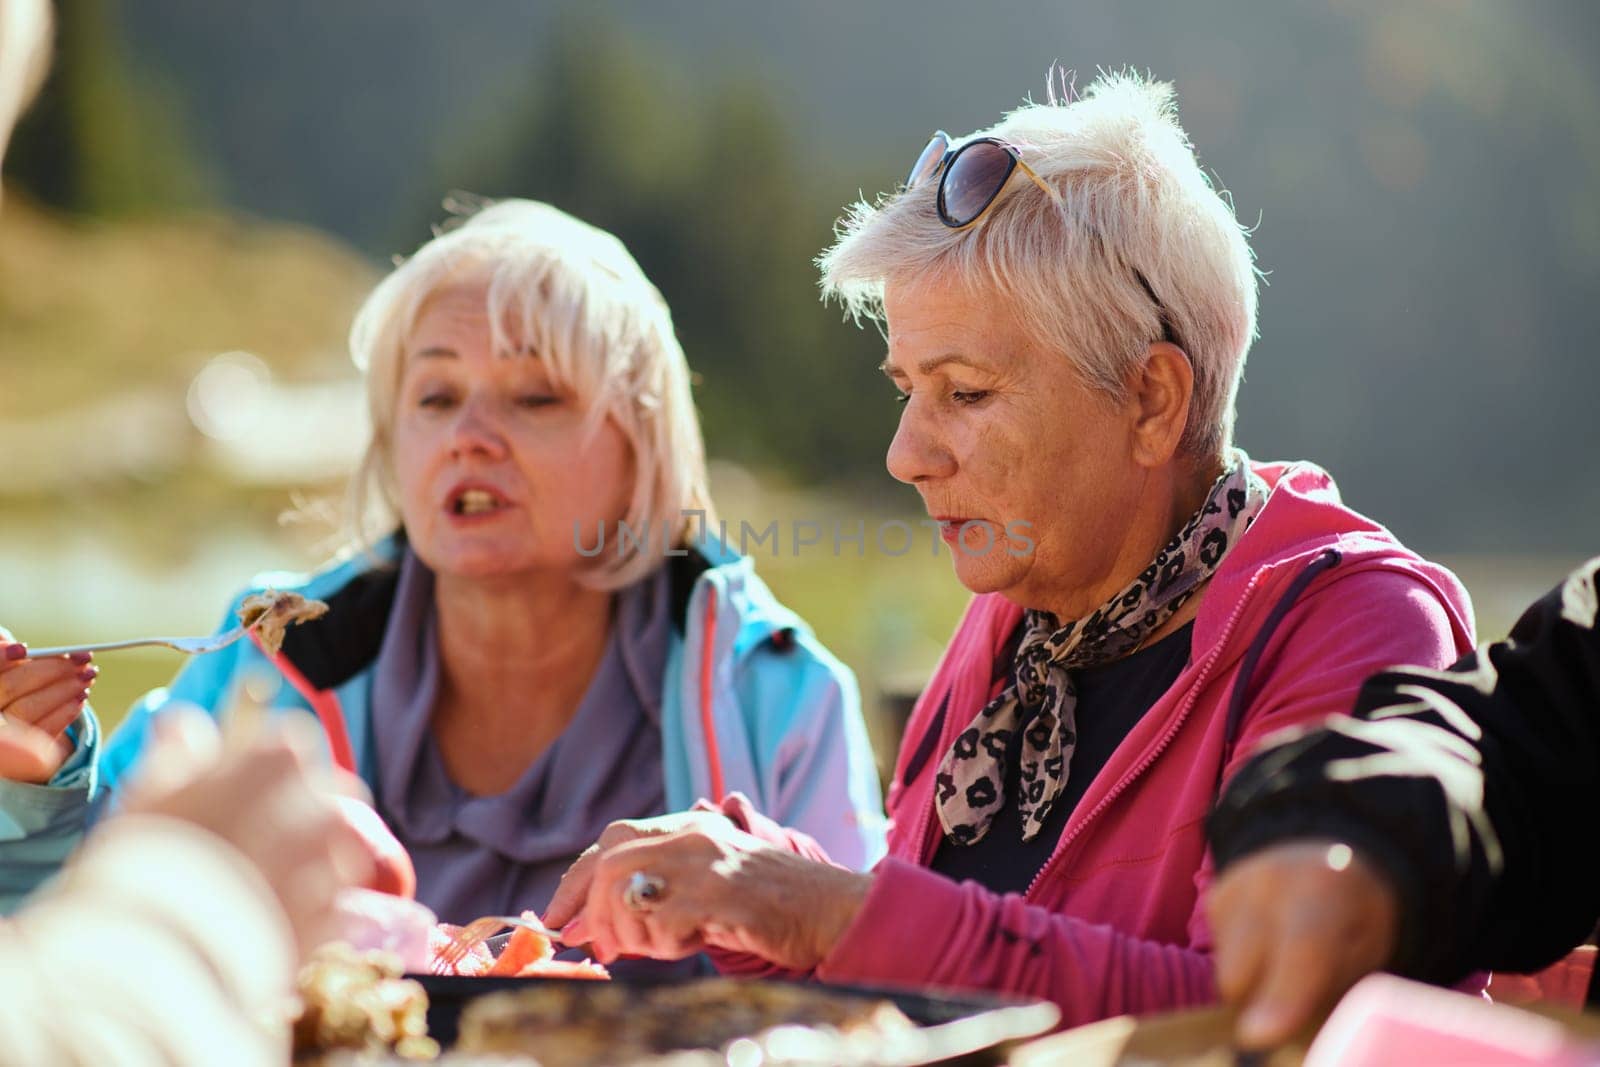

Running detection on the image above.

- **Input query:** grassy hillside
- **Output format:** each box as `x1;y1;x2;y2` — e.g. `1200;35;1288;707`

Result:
0;186;375;415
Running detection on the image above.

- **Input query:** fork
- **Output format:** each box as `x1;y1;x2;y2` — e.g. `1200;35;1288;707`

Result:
20;614;271;659
433;913;561;974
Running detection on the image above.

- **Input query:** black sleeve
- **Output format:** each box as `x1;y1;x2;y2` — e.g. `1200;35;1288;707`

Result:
1208;556;1600;984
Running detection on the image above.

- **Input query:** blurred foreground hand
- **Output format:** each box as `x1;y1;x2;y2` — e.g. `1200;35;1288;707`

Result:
121;706;374;958
1208;839;1401;1049
0;707;377;1066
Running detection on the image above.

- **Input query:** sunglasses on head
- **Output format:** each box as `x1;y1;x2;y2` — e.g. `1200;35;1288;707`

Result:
906;130;1183;350
905;130;1063;229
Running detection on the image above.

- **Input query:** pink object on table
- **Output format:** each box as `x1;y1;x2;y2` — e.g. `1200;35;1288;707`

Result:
328;887;438;973
1305;973;1599;1067
1489;947;1598;1011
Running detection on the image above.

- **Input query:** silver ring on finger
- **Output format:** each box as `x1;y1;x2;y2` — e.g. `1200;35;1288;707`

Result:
621;870;667;913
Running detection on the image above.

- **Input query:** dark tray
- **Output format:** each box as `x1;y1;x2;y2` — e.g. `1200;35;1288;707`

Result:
409;972;1060;1065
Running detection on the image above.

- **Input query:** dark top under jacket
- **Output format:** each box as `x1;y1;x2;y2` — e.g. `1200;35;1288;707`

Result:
1210;555;1600;999
931;621;1196;896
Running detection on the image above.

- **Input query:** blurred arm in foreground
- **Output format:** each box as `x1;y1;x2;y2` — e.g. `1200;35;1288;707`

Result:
1208;554;1600;1048
0;4;369;1064
0;709;372;1066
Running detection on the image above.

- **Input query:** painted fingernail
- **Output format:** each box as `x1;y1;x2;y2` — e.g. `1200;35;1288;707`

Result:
78;667;99;682
4;644;26;661
68;652;93;665
78;688;91;702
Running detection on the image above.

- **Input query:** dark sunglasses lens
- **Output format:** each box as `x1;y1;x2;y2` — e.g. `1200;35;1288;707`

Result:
939;141;1016;227
907;133;948;190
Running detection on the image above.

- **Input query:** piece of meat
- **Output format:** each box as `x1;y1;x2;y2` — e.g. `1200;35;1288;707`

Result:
429;923;495;977
293;943;437;1060
488;914;556;977
237;589;329;656
514;958;610;980
428;913;611;979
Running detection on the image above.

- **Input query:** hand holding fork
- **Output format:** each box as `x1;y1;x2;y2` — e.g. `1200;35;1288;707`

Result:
18;604;284;659
0;625;98;784
0;591;310;783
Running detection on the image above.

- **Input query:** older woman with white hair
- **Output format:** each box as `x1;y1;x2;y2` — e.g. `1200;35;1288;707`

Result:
545;72;1475;1024
1;198;886;927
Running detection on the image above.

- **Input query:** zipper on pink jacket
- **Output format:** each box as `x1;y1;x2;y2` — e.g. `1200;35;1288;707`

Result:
1019;547;1341;899
905;570;1258;871
1016;570;1271;899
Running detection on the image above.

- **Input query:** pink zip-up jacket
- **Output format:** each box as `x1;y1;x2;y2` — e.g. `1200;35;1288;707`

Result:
718;460;1475;1027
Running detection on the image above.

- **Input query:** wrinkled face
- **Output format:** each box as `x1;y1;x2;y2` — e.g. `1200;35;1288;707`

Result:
882;276;1145;613
391;284;634;582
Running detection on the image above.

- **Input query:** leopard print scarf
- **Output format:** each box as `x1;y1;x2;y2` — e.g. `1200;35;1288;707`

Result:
935;451;1269;845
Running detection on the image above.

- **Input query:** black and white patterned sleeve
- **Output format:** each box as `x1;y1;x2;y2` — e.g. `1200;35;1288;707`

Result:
1210;556;1600;984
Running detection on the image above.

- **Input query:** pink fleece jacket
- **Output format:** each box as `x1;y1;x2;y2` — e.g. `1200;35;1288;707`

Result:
724;461;1476;1027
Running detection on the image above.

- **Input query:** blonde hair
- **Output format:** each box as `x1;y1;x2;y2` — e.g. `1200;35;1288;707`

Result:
348;198;714;590
820;72;1259;460
0;0;51;167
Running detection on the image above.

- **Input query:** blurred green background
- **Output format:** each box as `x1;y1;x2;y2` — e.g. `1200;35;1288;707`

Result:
2;1;1597;776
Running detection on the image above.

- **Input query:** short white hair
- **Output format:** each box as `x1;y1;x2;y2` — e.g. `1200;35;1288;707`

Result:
348;198;714;590
820;72;1259;459
0;0;51;166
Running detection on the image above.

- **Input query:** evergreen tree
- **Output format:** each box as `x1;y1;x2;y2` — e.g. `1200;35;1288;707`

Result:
5;0;212;216
409;14;892;485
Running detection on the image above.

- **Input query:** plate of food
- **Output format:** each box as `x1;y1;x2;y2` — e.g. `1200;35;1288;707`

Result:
293;934;1057;1066
427;974;1060;1067
297;891;1057;1065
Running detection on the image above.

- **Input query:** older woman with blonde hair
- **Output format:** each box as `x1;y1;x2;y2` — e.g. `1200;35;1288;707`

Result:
546;72;1475;1024
1;198;885;925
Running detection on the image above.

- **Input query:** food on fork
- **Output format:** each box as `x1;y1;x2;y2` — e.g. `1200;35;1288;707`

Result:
427;911;610;980
487;921;556;977
237;589;329;656
488;921;609;980
429;923;496;977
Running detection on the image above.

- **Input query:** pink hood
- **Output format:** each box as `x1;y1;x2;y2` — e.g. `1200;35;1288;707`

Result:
812;460;1475;1026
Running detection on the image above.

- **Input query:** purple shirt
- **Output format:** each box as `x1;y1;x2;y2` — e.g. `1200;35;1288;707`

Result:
370;551;670;924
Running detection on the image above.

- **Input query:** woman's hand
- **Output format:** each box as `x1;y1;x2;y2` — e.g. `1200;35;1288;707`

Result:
122;707;375;958
544;810;740;932
1208;840;1400;1049
0;632;96;783
547;815;871;970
